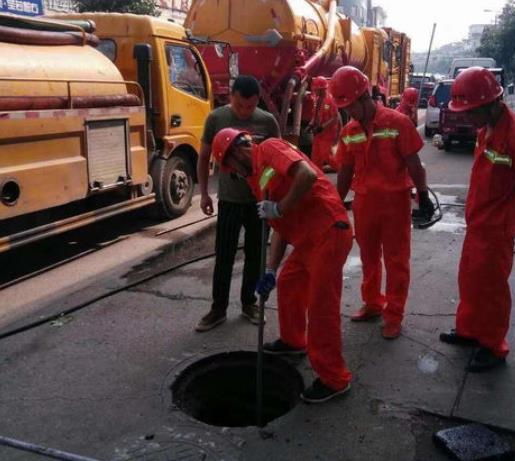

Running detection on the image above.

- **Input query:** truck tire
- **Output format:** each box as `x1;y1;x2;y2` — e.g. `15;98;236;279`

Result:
443;139;452;152
151;155;194;218
424;126;432;138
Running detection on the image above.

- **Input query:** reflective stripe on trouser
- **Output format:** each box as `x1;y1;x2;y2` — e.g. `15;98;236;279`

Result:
276;225;353;390
456;227;513;357
352;191;412;324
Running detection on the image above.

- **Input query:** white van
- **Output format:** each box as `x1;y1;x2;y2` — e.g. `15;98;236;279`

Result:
449;58;496;78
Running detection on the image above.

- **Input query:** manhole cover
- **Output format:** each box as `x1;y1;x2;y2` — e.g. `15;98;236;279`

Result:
171;351;304;427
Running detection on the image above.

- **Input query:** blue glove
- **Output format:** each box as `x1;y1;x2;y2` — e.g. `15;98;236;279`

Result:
257;200;282;219
256;269;276;299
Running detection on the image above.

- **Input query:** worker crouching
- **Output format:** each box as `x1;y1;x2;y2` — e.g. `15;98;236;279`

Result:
439;67;514;372
330;66;433;339
211;128;354;404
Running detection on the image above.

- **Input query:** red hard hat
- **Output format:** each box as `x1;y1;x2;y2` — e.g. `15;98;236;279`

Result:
329;66;370;108
449;67;503;112
402;87;419;105
311;76;328;91
212;128;249;171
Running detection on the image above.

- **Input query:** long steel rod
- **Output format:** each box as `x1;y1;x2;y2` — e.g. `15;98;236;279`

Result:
0;435;100;461
256;197;269;427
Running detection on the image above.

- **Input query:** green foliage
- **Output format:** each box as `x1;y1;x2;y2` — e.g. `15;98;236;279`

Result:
74;0;159;16
477;0;515;81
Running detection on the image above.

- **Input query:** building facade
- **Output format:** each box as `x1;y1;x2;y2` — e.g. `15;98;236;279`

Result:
337;0;367;27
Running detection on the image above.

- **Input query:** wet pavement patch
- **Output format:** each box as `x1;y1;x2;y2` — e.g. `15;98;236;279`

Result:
434;424;514;461
171;351;304;427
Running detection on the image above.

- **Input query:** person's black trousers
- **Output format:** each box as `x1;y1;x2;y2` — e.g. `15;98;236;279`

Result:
212;200;262;312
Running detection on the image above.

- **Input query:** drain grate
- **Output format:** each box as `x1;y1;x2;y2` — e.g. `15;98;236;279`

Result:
171;351;304;427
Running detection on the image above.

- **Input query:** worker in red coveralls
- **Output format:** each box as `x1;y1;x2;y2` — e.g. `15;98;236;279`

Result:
331;66;433;339
396;87;419;127
439;67;514;372
211;127;354;403
307;76;342;170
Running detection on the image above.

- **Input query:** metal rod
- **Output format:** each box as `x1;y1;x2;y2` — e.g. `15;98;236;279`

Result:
0;435;101;461
256;194;269;427
417;23;437;108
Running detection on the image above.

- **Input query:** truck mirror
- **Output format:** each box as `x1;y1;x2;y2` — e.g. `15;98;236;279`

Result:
133;44;153;111
133;43;153;62
214;43;225;59
508;84;514;95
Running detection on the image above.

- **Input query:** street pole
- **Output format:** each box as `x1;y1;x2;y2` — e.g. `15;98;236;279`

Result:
417;22;437;109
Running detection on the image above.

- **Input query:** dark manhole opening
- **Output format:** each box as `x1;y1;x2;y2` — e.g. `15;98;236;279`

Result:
171;351;304;427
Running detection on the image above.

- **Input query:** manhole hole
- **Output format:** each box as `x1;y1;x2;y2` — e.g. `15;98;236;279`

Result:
171;351;304;427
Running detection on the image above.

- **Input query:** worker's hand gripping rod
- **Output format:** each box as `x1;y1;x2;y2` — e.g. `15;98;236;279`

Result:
256;192;269;427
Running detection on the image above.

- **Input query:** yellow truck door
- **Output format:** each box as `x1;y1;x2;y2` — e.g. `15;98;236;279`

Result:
160;40;211;150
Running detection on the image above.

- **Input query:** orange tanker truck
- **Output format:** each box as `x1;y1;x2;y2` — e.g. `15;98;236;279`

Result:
184;0;411;141
0;13;213;252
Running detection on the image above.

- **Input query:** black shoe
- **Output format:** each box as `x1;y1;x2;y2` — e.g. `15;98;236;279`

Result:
466;347;506;373
301;378;351;404
195;309;226;332
439;329;479;346
263;339;306;356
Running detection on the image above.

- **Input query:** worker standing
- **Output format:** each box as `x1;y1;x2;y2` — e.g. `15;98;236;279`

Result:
307;76;342;170
331;66;433;339
396;87;419;127
211;128;353;403
439;67;514;372
195;75;280;332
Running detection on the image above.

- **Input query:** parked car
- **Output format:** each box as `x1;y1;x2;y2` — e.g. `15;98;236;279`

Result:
438;107;476;151
409;73;436;107
424;79;453;137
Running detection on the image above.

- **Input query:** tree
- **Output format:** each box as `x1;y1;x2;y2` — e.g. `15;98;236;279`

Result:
74;0;160;16
477;0;515;81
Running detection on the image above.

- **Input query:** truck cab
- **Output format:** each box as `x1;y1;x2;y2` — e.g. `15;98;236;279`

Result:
51;13;213;217
449;57;496;79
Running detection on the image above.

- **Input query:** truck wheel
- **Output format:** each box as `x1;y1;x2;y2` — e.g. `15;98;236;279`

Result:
152;155;194;218
443;139;452;152
424;126;432;138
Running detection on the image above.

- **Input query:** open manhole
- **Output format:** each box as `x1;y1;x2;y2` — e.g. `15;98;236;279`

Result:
171;351;304;427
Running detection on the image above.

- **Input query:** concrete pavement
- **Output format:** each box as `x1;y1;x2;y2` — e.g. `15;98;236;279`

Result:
0;140;514;460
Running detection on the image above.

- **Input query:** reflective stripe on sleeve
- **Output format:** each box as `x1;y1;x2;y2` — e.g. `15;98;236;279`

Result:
484;149;512;167
259;166;276;190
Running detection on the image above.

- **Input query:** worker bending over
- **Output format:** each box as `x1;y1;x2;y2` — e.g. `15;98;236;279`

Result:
211;128;353;404
440;67;514;372
331;66;433;339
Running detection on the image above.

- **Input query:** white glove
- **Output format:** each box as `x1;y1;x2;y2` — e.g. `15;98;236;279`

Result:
257;200;282;219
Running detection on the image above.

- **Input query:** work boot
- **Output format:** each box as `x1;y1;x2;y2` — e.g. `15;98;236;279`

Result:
301;378;351;404
466;347;506;373
263;339;306;356
382;323;402;339
195;309;226;332
351;305;383;322
241;304;266;325
439;329;478;347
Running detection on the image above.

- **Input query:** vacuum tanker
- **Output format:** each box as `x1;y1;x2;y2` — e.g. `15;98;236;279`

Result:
185;0;411;139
